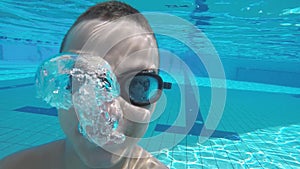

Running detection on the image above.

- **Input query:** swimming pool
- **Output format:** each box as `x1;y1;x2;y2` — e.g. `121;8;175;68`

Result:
1;0;300;168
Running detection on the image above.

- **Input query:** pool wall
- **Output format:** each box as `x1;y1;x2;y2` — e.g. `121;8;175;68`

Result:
1;39;300;88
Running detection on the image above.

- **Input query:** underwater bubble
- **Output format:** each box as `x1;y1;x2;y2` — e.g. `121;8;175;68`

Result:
36;53;77;109
111;133;126;144
43;69;48;76
70;54;125;146
112;119;118;131
78;123;85;135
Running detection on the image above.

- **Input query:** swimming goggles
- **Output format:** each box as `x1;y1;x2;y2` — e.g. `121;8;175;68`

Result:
118;69;172;106
67;68;172;107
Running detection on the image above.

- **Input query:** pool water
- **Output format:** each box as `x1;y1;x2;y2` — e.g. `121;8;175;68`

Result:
1;0;300;168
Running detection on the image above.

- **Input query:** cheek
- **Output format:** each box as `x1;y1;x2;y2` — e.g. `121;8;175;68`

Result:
119;105;152;139
121;118;149;139
58;109;79;139
145;103;157;115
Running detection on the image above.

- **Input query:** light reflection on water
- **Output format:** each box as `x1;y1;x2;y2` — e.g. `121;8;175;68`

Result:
151;124;300;168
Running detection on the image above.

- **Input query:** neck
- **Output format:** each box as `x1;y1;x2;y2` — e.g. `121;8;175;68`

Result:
62;139;128;169
63;139;89;169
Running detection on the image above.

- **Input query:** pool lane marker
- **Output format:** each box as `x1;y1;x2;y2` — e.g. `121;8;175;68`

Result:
0;83;34;90
14;106;57;116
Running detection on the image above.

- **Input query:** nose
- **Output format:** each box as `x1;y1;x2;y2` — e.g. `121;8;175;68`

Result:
116;96;151;124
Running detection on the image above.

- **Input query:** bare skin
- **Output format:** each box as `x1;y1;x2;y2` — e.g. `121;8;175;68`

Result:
1;19;168;169
0;140;165;169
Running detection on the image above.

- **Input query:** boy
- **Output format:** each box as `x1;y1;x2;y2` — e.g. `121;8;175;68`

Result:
1;1;168;169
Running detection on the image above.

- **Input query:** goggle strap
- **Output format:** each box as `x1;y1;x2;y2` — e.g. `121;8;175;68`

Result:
163;82;172;89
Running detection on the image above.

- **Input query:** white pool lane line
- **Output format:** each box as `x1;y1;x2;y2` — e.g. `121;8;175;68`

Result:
0;62;38;81
162;75;300;95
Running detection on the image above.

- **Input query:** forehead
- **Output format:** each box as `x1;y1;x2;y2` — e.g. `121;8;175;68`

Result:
63;19;159;76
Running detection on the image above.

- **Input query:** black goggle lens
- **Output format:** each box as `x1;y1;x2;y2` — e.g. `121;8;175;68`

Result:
127;70;171;106
129;74;162;106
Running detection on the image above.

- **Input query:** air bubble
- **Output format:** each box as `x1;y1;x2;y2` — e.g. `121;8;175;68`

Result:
72;55;124;146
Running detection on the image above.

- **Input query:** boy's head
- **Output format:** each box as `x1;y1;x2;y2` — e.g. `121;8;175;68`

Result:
60;1;156;53
57;1;160;168
60;1;160;104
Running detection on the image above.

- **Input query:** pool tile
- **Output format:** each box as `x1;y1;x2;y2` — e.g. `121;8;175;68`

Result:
5;130;34;145
201;158;219;169
172;161;188;169
0;78;300;168
0;144;29;159
0;142;9;151
0;129;24;142
186;135;199;146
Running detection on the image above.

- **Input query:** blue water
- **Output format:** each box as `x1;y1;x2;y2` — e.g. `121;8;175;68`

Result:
0;0;300;168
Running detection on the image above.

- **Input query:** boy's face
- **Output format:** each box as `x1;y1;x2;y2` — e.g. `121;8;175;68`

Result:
59;18;159;168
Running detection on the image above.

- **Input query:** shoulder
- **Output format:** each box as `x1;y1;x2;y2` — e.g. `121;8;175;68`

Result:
0;140;65;169
142;156;169;169
125;146;169;169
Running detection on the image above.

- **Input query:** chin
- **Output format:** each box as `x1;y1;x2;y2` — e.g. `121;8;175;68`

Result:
77;137;126;168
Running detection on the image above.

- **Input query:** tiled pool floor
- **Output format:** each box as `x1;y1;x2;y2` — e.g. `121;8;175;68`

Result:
0;77;300;168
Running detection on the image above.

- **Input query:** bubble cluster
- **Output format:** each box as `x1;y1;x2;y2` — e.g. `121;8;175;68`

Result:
35;53;77;109
71;55;125;146
36;53;125;146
